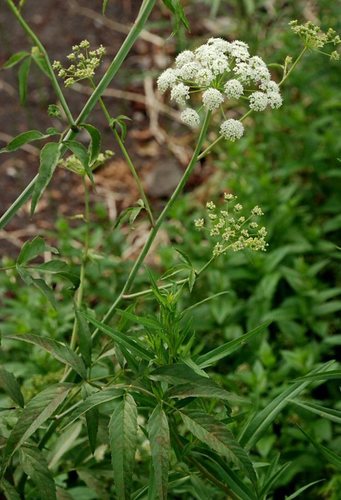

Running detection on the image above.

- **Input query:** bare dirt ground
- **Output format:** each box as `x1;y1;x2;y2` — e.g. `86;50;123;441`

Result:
0;0;214;257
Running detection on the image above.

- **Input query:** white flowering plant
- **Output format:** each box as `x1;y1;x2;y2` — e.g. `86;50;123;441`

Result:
0;1;340;498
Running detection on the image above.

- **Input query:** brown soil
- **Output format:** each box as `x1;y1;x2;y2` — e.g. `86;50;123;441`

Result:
0;0;215;258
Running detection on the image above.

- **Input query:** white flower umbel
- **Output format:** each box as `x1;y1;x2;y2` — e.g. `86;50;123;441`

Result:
180;108;200;128
157;68;178;94
202;88;224;110
249;91;268;111
195;196;268;257
175;50;195;68
170;82;190;105
220;119;244;141
157;36;283;132
267;91;283;109
224;79;244;99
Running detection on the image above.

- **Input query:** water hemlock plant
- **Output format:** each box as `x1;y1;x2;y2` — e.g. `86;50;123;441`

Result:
0;1;340;498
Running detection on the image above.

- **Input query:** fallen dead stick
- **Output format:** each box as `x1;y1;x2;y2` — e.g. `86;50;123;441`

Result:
69;0;165;47
72;83;181;122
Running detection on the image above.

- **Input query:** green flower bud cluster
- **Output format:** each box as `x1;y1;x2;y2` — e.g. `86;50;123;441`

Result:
60;150;113;176
52;40;106;87
194;194;268;257
290;20;340;59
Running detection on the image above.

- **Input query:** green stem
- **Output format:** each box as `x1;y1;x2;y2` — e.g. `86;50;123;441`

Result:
69;177;90;351
279;46;308;86
0;0;157;231
91;111;212;340
90;79;155;226
113;128;155;226
198;109;252;160
5;0;75;126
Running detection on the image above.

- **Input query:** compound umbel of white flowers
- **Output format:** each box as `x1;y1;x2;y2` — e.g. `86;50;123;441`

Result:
157;37;283;140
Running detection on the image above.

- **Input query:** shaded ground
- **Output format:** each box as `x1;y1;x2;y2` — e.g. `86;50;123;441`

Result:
0;0;214;256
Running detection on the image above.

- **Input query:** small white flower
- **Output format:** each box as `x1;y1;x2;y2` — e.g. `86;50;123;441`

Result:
229;40;250;61
202;88;224;110
180;108;200;128
157;68;178;93
179;62;201;81
224;79;244;99
267;91;283;109
209;53;230;75
194;218;205;228
220;119;244;141
175;50;194;68
224;192;235;201
170;82;190;104
249;91;268;111
233;62;253;83
260;80;280;93
251;205;264;216
207;37;231;53
195;68;214;86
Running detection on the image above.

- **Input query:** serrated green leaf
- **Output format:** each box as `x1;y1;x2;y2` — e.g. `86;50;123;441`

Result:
0;479;21;500
179;410;256;483
82;384;98;455
31;51;50;77
196;321;271;369
85;407;98;455
166;381;248;406
61;387;123;430
109;393;138;500
148;405;170;500
48;422;82;470
294;370;341;382
150;363;207;387
2;51;29;69
298;426;341;469
19;446;56;500
18;56;31;105
0;130;45;153
193;448;257;500
290;398;341;424
83;313;153;361
285;479;325;500
15;266;58;309
31;142;61;215
0;368;25;407
75;310;92;367
63;140;93;182
2;384;72;472
80;123;101;165
150;363;208;384
4;334;86;379
117;309;160;330
260;460;291;498
17;236;52;266
239;361;335;450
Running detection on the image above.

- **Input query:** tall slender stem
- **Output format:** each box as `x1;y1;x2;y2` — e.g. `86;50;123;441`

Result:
279;46;308;86
114;128;155;226
70;177;90;350
91;112;211;340
90;80;155;226
5;0;75;126
0;0;157;231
